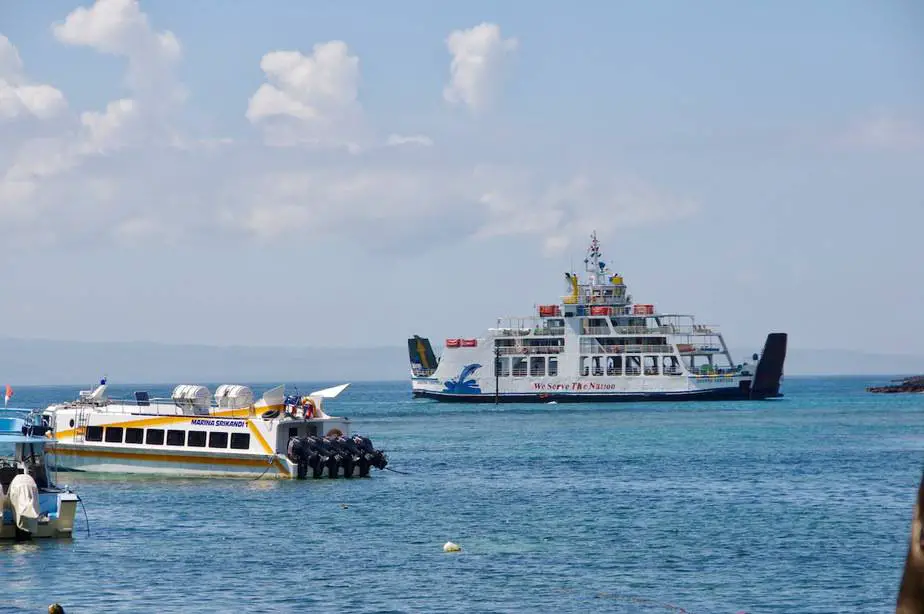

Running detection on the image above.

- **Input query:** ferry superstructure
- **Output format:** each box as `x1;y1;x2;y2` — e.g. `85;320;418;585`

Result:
41;381;387;479
409;232;787;403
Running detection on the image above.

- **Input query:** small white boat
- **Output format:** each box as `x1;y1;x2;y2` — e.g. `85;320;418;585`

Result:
1;412;80;540
42;380;388;480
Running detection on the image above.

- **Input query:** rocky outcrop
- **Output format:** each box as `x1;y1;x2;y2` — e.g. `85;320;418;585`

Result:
867;376;924;394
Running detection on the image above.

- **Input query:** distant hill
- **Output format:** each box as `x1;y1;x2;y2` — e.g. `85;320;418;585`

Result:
0;338;409;385
0;337;921;385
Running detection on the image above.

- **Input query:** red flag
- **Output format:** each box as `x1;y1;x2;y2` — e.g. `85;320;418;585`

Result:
4;384;11;406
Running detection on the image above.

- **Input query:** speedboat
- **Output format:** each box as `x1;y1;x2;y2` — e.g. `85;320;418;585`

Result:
1;412;80;540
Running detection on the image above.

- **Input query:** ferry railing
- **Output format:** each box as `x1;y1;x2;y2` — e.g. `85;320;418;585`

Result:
610;326;674;335
496;346;564;355
579;343;675;355
670;325;719;335
580;326;612;335
536;327;565;336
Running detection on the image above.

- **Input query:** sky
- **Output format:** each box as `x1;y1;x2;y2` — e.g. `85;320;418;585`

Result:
0;0;922;356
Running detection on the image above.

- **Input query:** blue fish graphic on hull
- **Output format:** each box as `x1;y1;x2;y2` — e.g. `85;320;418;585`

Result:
442;363;482;394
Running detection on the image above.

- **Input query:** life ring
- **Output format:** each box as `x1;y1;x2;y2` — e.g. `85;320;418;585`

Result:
261;408;280;420
326;428;343;438
303;399;316;419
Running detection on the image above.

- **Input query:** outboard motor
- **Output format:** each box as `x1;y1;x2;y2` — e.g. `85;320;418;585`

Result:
335;436;361;479
304;436;326;479
287;436;328;479
286;437;310;480
351;434;388;474
311;436;339;479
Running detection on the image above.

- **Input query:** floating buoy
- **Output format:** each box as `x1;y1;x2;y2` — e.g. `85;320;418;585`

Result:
48;605;65;614
443;541;461;552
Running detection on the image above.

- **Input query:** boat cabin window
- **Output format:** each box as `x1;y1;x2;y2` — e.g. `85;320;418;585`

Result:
209;432;229;448
104;426;124;443
626;356;641;375
166;430;186;446
146;429;165;445
187;431;207;447
607;356;623;376
591;357;604;376
85;426;103;442
530;356;545;377
511;357;527;377
644;356;659;375
548;356;559;376
580;356;589;376
495;357;510;377
230;433;251;450
663;356;681;375
125;428;144;444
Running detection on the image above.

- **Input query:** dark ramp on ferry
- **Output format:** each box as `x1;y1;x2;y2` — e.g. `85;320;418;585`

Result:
750;332;787;399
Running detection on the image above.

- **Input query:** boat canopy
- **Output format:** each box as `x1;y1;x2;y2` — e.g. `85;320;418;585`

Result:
0;414;50;445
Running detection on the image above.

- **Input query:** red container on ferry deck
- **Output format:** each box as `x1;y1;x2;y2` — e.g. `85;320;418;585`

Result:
461;339;478;347
538;305;561;317
632;304;654;315
590;306;613;316
446;338;461;347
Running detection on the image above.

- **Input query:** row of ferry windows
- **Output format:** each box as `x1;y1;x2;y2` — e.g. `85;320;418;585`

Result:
496;356;559;377
495;355;685;377
83;425;251;449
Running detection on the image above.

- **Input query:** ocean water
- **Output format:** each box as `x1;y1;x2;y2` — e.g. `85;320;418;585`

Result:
1;376;923;613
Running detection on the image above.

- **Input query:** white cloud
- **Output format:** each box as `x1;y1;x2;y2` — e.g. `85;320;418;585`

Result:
0;35;67;121
472;170;698;255
79;98;138;152
443;23;517;113
839;114;924;151
0;9;694;257
2;0;182;230
247;42;364;149
52;0;183;106
385;134;433;147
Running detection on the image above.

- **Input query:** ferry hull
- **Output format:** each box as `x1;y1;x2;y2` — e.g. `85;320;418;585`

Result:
412;386;779;403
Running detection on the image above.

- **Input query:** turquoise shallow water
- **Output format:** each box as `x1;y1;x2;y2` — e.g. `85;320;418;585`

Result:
1;376;923;613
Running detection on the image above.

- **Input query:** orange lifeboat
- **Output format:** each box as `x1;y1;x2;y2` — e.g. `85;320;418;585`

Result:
446;338;461;348
461;339;478;347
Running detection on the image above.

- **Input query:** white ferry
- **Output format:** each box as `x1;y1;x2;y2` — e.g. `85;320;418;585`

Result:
409;232;787;403
1;412;79;539
41;381;388;479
